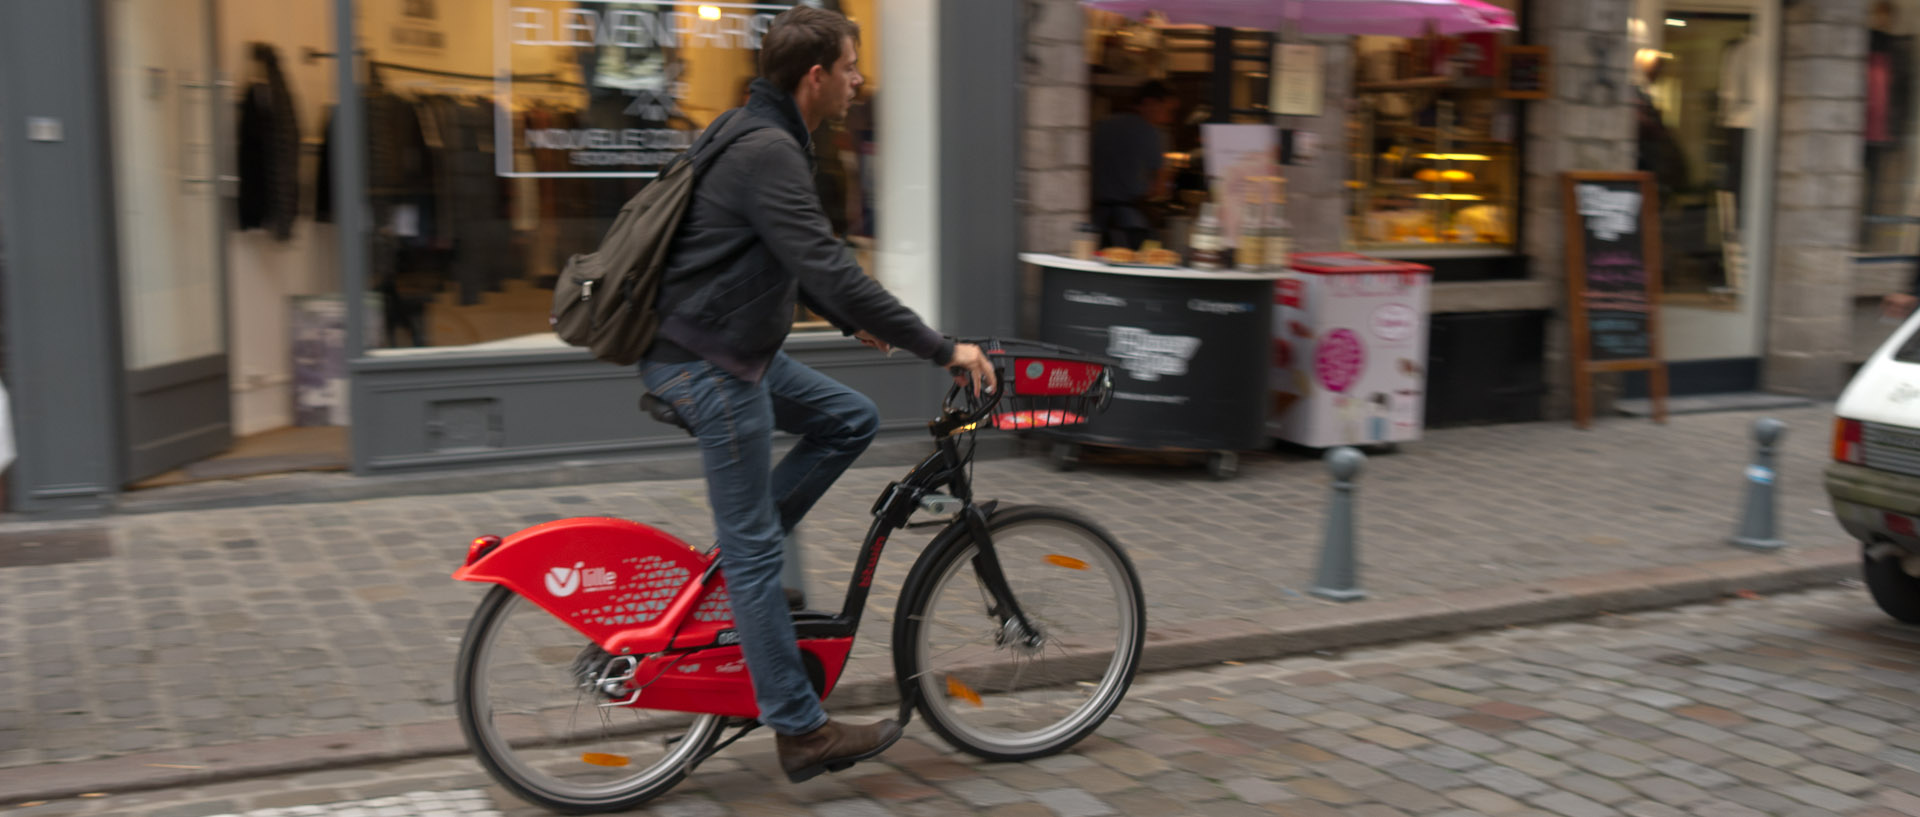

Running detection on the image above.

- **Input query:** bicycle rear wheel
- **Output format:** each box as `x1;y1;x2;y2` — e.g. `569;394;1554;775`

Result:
455;586;724;814
893;506;1145;761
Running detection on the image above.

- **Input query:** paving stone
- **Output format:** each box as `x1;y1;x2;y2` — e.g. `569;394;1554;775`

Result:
1447;787;1528;815
1221;778;1295;804
1488;750;1574;778
1028;788;1114;817
1529;791;1615;817
1551;772;1636;805
1623;776;1713;808
1466;766;1553;798
1789;763;1877;795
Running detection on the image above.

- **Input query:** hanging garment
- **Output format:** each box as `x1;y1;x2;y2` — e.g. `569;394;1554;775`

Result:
237;43;302;240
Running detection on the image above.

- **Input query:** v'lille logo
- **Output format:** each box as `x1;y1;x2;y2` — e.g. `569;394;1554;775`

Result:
545;562;584;597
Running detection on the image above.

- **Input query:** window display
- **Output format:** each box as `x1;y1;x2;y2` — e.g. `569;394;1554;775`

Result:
1862;0;1920;264
1633;11;1756;302
1348;31;1519;251
339;0;879;352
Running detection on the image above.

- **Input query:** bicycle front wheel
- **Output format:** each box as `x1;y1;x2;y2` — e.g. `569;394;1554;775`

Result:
455;585;725;814
893;506;1145;761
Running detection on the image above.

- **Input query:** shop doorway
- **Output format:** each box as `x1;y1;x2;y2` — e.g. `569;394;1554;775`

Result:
1632;0;1778;393
104;0;236;481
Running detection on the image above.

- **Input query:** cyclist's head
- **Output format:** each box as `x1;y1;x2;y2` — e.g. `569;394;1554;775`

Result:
761;6;863;106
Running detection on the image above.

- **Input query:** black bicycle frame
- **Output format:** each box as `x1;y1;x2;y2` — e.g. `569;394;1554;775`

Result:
757;424;1034;646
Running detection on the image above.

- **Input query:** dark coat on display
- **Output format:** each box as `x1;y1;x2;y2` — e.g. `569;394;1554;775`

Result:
238;43;301;240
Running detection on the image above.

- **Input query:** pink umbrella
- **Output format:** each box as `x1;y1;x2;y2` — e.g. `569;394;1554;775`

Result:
1080;0;1517;36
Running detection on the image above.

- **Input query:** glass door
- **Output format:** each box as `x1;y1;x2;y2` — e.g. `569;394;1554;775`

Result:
1634;0;1777;371
104;0;233;480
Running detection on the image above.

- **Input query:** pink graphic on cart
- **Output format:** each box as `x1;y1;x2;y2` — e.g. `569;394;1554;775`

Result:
1315;329;1365;393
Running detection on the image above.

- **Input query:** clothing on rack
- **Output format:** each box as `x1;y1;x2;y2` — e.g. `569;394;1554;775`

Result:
237;43;301;240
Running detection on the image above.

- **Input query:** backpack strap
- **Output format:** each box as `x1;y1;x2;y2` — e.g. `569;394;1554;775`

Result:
679;108;767;176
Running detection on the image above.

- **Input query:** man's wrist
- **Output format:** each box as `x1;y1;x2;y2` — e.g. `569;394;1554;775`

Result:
933;338;956;368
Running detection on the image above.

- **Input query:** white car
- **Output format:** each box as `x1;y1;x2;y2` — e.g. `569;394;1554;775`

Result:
1828;310;1920;622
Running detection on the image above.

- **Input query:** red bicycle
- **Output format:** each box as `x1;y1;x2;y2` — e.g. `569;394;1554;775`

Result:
451;339;1146;813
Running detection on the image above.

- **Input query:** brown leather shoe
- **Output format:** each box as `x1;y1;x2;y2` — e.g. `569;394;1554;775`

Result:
776;717;903;783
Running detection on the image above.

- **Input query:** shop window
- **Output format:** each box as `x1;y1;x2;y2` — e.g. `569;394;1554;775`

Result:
1084;8;1524;274
1084;13;1280;253
1348;25;1521;255
1634;11;1757;305
342;0;881;353
1862;0;1920;271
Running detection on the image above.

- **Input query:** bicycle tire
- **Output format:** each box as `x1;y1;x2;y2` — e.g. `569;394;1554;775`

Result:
892;505;1145;761
455;585;725;814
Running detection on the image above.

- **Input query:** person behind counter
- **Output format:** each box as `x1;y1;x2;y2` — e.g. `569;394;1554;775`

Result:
1091;80;1178;250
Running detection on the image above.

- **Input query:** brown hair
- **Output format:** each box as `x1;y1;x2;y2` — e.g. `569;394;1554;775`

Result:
759;6;860;95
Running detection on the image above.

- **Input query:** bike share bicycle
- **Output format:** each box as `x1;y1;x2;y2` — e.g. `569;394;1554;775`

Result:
450;339;1147;813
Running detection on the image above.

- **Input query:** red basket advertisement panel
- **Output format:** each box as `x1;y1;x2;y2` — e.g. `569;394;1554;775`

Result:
1011;357;1104;397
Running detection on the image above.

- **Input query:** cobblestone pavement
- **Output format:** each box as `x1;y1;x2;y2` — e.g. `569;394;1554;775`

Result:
19;585;1920;816
0;405;1850;771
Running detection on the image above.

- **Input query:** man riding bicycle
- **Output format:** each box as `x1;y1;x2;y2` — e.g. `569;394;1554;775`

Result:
641;5;996;784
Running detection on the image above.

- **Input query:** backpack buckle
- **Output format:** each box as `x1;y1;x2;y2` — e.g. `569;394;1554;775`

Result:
581;280;595;301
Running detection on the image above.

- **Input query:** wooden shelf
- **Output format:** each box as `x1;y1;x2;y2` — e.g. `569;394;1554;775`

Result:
1357;76;1496;93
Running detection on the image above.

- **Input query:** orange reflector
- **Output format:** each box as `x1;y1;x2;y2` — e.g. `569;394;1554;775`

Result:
1046;554;1088;570
947;676;983;707
580;753;631;767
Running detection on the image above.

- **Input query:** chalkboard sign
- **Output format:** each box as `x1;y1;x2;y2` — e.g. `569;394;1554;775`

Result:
1563;171;1667;428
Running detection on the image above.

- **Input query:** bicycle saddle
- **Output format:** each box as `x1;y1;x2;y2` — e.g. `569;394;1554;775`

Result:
641;393;693;436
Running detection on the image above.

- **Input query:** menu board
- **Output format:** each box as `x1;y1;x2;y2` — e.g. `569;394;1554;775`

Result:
1562;171;1666;428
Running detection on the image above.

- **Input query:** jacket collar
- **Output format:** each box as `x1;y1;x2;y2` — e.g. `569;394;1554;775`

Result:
746;78;813;154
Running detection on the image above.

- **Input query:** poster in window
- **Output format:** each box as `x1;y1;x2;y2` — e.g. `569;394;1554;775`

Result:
1270;44;1324;117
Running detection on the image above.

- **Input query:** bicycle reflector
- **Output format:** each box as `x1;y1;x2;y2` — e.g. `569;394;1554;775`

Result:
1045;554;1089;571
466;535;502;565
947;675;984;708
580;753;631;767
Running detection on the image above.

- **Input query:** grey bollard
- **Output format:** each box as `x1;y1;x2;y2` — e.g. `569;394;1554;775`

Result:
1730;418;1787;552
1312;447;1369;602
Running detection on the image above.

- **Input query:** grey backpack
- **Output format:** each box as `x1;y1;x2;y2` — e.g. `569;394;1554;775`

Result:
549;110;762;365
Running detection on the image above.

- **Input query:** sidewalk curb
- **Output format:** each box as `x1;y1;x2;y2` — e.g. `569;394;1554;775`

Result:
0;543;1859;804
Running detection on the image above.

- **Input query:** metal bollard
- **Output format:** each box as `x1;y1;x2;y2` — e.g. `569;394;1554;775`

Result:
1730;418;1787;552
1311;447;1369;602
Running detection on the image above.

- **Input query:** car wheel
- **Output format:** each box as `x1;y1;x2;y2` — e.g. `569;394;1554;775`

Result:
1863;550;1920;624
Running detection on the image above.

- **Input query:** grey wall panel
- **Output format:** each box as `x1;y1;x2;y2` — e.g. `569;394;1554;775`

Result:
0;1;124;511
938;0;1021;340
350;338;948;474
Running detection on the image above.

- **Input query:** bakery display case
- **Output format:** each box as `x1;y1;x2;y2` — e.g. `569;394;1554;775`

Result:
1348;45;1520;254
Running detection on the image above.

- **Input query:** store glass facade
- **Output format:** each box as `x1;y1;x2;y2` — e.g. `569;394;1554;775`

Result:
345;0;886;355
1348;17;1522;253
1078;7;1524;279
1862;0;1920;262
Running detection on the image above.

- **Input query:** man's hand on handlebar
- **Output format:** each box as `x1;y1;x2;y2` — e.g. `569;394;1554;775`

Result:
947;343;997;398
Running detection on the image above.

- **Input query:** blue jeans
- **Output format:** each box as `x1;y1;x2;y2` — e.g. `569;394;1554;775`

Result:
639;352;880;735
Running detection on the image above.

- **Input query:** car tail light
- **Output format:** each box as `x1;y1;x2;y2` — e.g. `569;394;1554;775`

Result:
466;535;502;565
1834;418;1865;464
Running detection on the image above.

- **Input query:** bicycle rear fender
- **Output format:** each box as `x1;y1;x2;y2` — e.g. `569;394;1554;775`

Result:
452;517;714;654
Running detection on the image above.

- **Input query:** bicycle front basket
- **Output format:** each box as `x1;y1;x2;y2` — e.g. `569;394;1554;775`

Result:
982;339;1114;432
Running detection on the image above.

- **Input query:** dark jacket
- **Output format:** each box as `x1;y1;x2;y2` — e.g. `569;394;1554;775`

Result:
237;43;300;240
652;79;952;382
